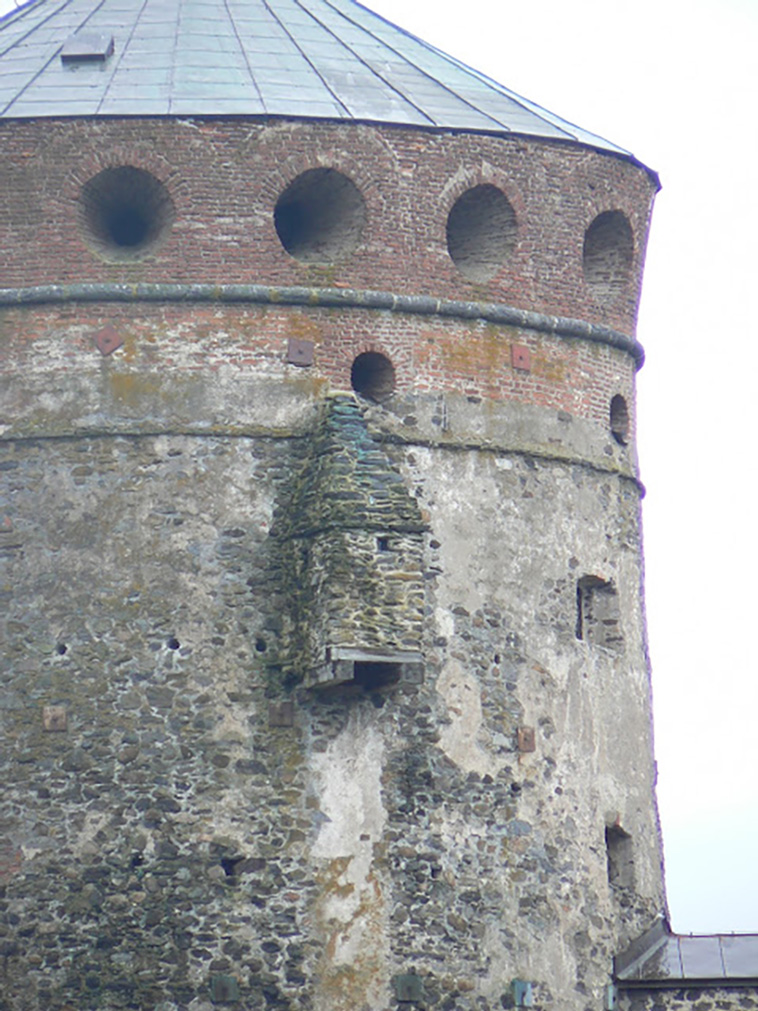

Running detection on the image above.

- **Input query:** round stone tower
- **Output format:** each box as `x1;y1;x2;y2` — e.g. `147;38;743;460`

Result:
0;1;665;1009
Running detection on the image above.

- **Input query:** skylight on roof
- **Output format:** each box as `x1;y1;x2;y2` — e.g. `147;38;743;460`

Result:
60;32;115;64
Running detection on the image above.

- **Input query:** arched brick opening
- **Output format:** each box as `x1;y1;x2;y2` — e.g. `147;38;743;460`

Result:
274;168;366;263
610;394;630;445
583;210;634;297
351;351;395;401
80;166;174;261
446;183;517;282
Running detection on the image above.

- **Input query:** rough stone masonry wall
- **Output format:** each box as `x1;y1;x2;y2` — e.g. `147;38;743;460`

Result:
0;387;664;1010
0;118;657;335
271;397;426;683
620;988;758;1011
0;283;655;1011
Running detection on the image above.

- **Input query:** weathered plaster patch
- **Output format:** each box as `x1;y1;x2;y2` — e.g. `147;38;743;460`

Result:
437;658;503;776
310;712;390;1011
71;811;113;858
210;709;250;744
434;604;455;640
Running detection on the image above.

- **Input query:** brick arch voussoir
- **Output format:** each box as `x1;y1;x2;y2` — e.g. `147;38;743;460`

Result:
65;148;188;212
438;166;525;239
256;122;395;207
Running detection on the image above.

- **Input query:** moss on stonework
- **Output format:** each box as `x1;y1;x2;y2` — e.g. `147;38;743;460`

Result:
275;395;426;540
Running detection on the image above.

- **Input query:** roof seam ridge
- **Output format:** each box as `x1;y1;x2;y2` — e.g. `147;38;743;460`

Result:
295;0;434;126
325;0;510;134
0;0;65;59
166;0;182;115
719;936;728;977
0;0;81;113
222;0;266;113
262;0;351;118
95;0;153;115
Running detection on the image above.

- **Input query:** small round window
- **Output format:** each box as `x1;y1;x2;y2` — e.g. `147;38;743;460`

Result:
274;168;366;263
80;166;174;262
446;184;517;282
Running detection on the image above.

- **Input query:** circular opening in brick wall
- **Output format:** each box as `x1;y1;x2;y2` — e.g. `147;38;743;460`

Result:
446;184;517;282
351;352;395;401
80;166;175;261
610;394;630;445
583;211;634;297
274;168;366;263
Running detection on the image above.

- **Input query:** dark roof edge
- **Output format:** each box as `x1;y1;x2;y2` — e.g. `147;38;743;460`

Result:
352;3;625;147
615;918;671;979
0;111;661;190
0;0;44;26
0;281;646;367
620;978;758;991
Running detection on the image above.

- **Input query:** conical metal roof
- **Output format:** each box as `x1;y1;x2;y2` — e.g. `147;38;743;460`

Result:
0;0;628;157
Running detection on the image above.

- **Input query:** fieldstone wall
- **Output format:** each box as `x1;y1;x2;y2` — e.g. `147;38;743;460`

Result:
620;988;758;1010
1;377;665;1009
1;433;295;1009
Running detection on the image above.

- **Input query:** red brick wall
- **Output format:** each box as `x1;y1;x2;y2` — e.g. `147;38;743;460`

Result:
0;118;657;336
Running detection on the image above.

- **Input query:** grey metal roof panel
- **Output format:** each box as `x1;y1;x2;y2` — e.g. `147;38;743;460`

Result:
99;98;171;113
169;98;266;115
679;935;725;978
617;932;758;984
724;935;758;977
172;64;251;82
99;84;171;102
122;37;177;51
0;0;632;160
262;95;346;117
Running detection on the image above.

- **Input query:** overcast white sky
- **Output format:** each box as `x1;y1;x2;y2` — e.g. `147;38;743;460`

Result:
1;0;756;934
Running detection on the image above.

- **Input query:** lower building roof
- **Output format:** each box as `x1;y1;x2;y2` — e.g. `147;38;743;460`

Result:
616;920;758;987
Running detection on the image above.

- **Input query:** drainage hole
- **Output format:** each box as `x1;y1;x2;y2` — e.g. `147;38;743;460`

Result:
221;857;244;879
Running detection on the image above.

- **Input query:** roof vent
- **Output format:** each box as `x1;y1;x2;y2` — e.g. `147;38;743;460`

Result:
60;32;115;64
